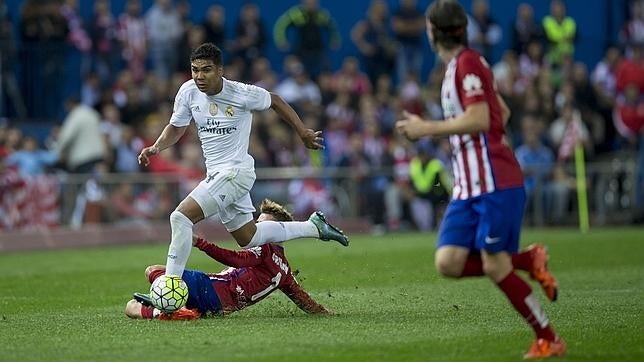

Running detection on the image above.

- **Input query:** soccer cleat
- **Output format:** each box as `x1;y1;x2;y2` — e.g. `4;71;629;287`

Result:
525;243;559;302
523;336;566;359
309;211;349;247
158;307;200;321
133;292;154;307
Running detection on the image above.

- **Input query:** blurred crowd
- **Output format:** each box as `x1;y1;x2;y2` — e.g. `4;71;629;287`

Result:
1;0;643;231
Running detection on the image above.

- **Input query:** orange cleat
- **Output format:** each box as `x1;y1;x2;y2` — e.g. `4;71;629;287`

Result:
525;243;559;302
524;337;566;359
158;307;200;321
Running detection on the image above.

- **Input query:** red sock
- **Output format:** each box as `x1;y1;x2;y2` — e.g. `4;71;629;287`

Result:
141;305;155;319
496;271;556;341
460;251;533;277
460;255;484;277
148;270;165;284
511;250;532;271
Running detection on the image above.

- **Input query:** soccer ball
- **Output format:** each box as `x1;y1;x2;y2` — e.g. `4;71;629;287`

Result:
150;275;189;312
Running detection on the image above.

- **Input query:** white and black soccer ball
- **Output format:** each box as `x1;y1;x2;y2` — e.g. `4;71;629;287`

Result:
150;275;189;313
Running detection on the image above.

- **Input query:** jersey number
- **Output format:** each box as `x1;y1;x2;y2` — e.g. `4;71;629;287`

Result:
251;273;282;301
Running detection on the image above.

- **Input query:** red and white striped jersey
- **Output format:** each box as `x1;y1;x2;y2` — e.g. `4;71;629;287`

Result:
441;48;524;200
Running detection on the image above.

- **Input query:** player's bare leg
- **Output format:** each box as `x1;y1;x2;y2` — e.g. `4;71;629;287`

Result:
435;246;470;278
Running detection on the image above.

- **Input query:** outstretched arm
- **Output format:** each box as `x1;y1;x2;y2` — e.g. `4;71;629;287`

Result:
193;237;264;268
280;279;330;315
396;102;491;141
138;124;188;167
269;93;324;150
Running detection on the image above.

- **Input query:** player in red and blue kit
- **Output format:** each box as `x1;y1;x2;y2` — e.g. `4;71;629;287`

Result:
396;1;565;359
125;199;329;320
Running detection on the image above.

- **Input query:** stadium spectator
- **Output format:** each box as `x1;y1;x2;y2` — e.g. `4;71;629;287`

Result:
547;103;589;223
397;2;565;358
619;0;644;56
3;126;22;154
467;0;502;62
330;56;372;97
515;114;554;226
511;3;544;54
273;0;341;77
53;96;107;174
117;0;147;82
542;0;576;67
145;0;182;81
0;147;26;230
351;0;397;85
176;25;206;75
89;0;117;85
391;0;425;84
591;46;622;149
518;40;545;86
4;136;57;177
125;199;331;320
202;5;225;47
110;182;173;224
616;43;644;94
273;62;322;115
549;102;592;161
137;43;348;281
408;140;451;231
230;3;267;72
113;125;143;174
613;83;644;142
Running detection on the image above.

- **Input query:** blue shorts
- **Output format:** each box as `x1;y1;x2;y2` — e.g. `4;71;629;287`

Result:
437;187;526;253
181;269;223;315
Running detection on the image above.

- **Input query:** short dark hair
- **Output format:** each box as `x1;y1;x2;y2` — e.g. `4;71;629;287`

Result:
259;199;294;222
190;43;223;65
426;0;468;49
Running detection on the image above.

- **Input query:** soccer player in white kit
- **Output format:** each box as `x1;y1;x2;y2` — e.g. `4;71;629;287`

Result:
138;43;348;279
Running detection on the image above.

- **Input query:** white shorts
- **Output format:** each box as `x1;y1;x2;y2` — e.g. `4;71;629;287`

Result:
188;168;256;232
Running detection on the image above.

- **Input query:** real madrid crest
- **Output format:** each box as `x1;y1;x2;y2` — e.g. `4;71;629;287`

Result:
225;105;234;117
209;102;218;116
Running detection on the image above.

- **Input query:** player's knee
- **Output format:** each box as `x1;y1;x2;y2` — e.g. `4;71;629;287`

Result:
482;260;507;281
435;258;461;278
145;265;165;279
125;300;141;319
170;210;191;226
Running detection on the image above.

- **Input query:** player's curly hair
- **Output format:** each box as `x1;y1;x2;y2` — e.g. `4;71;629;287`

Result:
259;199;294;222
426;0;468;50
190;43;223;66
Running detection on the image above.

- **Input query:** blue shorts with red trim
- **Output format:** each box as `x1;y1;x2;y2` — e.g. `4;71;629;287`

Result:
437;187;526;253
181;269;222;314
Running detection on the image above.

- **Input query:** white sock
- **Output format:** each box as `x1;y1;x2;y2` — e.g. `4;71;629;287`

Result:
244;220;318;248
165;211;193;276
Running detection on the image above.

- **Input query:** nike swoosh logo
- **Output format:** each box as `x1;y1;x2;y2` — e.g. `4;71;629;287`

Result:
484;236;501;244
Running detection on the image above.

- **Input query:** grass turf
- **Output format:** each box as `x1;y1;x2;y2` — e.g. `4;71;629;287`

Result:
0;227;643;361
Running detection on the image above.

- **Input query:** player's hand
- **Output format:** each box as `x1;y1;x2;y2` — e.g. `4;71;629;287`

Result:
192;234;203;246
396;111;432;141
300;129;325;150
137;145;160;167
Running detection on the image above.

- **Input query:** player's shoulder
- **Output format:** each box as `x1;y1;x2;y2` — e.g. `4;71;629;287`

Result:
456;48;489;68
223;77;269;95
176;79;198;96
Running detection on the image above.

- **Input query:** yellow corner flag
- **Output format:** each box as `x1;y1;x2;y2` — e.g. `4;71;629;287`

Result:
574;143;589;233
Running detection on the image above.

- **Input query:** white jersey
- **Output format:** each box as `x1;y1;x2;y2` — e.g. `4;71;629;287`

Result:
170;78;271;173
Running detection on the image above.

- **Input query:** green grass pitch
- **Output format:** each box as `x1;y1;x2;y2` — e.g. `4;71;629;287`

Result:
1;228;643;361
